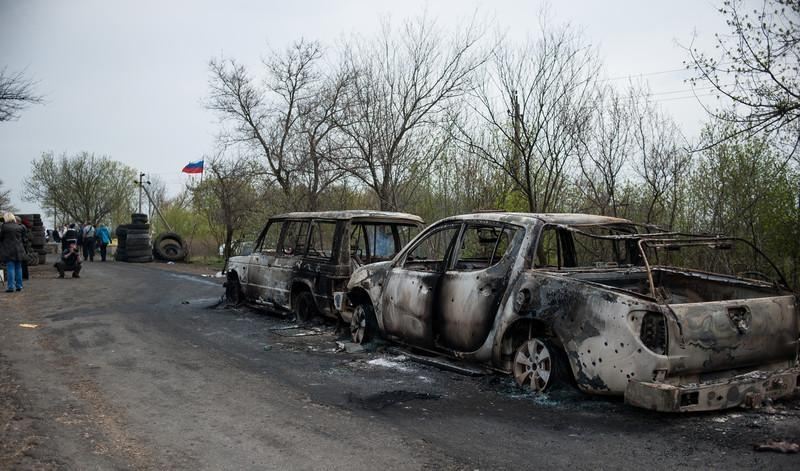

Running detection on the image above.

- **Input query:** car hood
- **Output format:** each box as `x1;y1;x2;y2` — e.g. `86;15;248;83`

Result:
348;261;393;290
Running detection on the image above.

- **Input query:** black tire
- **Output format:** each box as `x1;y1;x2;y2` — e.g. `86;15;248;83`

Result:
293;290;317;323
115;225;129;238
126;255;153;263
38;253;46;264
127;223;149;230
224;271;243;305
153;239;186;262
131;212;147;220
154;231;185;246
350;302;378;344
126;249;152;258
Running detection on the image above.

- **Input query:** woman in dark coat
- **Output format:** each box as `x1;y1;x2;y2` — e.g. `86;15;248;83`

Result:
1;212;28;292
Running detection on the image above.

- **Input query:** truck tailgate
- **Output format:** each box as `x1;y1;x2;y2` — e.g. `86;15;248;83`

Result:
665;295;798;374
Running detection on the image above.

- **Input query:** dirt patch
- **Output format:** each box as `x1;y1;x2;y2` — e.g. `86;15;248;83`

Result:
0;354;60;470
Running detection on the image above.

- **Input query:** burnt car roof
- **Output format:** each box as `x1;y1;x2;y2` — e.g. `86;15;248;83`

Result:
439;212;634;226
271;210;423;224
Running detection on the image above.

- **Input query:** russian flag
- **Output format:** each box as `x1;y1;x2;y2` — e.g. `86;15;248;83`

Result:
182;160;204;174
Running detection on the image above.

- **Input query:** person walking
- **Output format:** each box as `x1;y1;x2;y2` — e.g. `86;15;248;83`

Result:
95;223;111;262
62;223;78;251
82;222;96;261
0;212;28;292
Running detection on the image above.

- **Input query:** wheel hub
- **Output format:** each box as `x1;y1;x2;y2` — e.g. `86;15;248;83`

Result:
513;338;553;392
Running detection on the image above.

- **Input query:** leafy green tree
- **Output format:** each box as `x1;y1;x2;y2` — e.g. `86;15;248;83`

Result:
24;152;137;224
686;122;800;286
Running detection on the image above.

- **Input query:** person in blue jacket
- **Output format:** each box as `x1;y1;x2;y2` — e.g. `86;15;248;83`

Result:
95;223;112;262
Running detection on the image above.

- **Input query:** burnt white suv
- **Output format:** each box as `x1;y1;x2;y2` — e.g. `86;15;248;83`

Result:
346;212;800;412
225;211;423;322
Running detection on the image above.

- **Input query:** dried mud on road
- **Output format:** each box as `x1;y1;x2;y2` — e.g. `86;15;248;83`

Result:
2;261;799;470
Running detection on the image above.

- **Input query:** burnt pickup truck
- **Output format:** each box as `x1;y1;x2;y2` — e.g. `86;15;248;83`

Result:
346;212;800;412
225;211;423;322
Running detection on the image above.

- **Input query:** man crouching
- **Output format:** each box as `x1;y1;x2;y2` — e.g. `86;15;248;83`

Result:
55;240;82;278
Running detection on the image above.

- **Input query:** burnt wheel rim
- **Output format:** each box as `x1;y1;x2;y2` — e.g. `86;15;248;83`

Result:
512;339;552;392
350;306;366;344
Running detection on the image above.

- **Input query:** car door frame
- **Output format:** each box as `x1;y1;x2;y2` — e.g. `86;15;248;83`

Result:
434;221;525;353
378;221;462;347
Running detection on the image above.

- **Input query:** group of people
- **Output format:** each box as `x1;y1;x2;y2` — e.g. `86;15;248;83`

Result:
53;222;112;262
2;215;114;291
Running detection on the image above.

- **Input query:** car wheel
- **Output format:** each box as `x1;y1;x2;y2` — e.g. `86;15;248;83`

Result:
293;291;317;323
512;338;565;393
225;272;243;306
350;302;377;344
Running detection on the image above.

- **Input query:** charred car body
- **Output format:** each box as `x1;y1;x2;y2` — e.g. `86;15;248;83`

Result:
346;213;800;412
225;211;423;321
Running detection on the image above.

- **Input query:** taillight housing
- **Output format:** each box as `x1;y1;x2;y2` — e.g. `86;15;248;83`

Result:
640;312;668;355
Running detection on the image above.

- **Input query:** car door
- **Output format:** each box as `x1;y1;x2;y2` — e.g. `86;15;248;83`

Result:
380;223;461;347
244;220;284;303
435;223;523;352
270;219;310;309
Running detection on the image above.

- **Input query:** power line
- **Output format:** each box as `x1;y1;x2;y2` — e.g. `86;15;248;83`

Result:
598;67;689;82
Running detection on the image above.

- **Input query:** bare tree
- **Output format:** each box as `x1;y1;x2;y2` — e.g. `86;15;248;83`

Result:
192;155;262;260
337;15;487;210
0;67;43;122
292;63;351;210
687;0;800;153
208;40;346;209
631;91;690;227
24;152;137;224
576;85;633;217
0;179;15;212
454;18;599;213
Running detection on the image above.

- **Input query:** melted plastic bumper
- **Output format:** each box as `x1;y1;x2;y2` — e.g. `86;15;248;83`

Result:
625;367;800;412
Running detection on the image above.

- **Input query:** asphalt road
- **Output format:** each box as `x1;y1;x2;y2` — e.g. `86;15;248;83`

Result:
1;261;799;470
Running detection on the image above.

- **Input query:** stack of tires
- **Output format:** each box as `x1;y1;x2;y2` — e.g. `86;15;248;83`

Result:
18;214;47;265
152;232;186;262
115;213;153;263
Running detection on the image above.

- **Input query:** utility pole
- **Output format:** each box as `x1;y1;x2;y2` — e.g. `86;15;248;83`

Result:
137;172;145;213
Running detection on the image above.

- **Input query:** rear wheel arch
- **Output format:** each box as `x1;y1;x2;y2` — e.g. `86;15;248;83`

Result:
291;281;318;322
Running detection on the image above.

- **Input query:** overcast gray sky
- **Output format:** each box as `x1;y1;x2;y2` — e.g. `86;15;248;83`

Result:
0;0;727;217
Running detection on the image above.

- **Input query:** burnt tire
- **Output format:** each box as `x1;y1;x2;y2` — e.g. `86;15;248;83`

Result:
350;302;378;344
224;271;243;306
512;338;570;393
293;290;317;323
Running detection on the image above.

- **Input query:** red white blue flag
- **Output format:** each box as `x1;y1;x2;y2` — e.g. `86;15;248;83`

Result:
182;160;204;174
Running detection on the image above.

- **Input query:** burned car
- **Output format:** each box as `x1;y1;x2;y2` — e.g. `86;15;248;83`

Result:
225;211;423;322
346;213;799;412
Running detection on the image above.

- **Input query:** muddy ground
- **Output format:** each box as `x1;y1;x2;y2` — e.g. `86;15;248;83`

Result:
1;261;799;470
